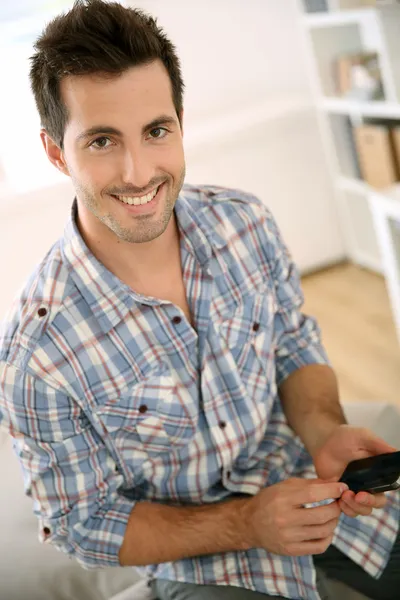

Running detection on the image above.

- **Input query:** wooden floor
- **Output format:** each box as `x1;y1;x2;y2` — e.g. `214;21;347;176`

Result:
301;263;400;407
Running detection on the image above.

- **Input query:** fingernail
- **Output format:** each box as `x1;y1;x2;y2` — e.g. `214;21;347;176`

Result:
359;497;369;505
340;484;349;493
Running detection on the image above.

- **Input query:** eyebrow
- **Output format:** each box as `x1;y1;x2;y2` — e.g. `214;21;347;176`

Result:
76;114;179;143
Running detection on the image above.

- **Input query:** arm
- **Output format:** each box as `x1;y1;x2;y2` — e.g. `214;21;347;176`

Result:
119;497;250;566
120;479;345;564
262;215;395;518
279;364;346;457
0;362;252;567
1;361;347;566
277;362;394;519
0;363;136;569
262;208;345;454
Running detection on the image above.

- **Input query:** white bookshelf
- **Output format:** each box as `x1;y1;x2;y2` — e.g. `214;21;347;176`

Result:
298;0;400;344
369;187;400;341
303;7;376;27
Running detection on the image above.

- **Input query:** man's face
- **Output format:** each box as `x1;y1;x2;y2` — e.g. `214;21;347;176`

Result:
57;60;185;244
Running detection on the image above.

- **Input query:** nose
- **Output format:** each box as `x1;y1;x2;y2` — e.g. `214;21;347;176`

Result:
121;144;155;190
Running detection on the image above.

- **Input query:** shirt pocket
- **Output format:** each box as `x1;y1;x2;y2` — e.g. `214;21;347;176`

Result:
96;364;198;460
219;288;277;379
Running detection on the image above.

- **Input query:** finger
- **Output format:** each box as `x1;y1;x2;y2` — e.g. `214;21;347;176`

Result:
341;490;361;505
300;517;339;542
355;491;387;509
287;535;334;557
341;492;373;517
339;498;358;518
342;489;378;511
342;499;372;517
295;482;348;506
301;501;341;526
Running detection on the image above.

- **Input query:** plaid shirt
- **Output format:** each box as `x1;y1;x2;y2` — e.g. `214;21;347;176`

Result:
0;184;398;600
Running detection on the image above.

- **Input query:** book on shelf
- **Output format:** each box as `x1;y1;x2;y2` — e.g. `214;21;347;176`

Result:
336;52;384;102
302;0;328;12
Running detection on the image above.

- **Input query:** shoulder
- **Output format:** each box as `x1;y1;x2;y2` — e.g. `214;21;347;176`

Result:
182;183;281;244
0;238;72;369
182;182;264;209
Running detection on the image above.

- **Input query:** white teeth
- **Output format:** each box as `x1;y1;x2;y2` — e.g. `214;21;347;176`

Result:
117;186;159;206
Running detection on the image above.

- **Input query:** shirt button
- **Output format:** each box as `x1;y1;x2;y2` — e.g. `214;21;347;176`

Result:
43;527;51;536
219;421;227;429
172;316;182;325
139;404;148;414
38;308;47;318
226;470;231;480
253;322;260;332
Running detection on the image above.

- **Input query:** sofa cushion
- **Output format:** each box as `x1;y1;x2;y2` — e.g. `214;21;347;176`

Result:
0;427;141;600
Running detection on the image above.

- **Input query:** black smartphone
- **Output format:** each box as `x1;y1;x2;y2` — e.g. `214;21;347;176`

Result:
339;451;400;494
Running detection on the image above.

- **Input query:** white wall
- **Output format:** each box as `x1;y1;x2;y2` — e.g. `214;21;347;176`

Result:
129;0;314;120
0;0;344;321
0;182;74;319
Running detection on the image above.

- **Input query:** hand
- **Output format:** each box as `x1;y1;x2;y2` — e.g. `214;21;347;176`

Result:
246;478;346;556
312;425;397;518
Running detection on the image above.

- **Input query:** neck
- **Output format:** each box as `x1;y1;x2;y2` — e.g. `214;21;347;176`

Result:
76;205;180;289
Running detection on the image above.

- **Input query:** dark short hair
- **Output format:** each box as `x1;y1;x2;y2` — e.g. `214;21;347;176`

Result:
29;0;184;147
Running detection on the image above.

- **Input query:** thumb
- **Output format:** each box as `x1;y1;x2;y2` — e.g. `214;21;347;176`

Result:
360;432;397;456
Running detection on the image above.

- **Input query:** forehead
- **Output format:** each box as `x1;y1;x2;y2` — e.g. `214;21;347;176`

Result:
61;60;175;129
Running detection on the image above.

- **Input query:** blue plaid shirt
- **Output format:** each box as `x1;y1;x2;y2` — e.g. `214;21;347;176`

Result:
0;185;398;600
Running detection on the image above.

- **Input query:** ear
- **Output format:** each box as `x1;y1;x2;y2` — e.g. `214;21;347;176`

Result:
179;109;184;137
40;130;70;176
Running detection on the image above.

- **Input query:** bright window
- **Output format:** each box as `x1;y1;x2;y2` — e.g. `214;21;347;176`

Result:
0;1;75;197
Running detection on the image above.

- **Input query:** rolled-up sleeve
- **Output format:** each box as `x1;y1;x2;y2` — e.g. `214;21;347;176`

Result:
261;208;330;387
0;362;135;569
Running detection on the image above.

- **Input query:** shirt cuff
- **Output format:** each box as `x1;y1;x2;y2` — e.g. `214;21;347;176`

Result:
40;494;136;569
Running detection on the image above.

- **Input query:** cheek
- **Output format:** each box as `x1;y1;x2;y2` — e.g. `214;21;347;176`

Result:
159;143;185;174
73;155;117;191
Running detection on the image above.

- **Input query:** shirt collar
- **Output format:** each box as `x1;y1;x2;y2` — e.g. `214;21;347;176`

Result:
61;201;137;333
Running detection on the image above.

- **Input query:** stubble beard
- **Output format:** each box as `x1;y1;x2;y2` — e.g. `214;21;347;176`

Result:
73;166;186;244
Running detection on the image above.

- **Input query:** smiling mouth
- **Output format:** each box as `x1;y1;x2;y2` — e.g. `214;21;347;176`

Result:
112;184;161;206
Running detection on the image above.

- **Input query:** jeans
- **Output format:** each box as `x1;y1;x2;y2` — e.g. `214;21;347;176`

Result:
150;527;400;599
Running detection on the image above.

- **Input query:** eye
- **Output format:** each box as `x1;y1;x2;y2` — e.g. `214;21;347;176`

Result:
148;127;168;140
89;136;113;150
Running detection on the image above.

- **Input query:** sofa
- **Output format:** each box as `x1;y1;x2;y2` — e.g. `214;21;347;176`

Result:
0;424;141;600
1;402;399;600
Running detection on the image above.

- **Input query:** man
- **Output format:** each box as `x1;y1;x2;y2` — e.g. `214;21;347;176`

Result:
0;2;398;599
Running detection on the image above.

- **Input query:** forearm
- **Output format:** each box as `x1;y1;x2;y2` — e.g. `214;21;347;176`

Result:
279;364;347;457
119;496;252;566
